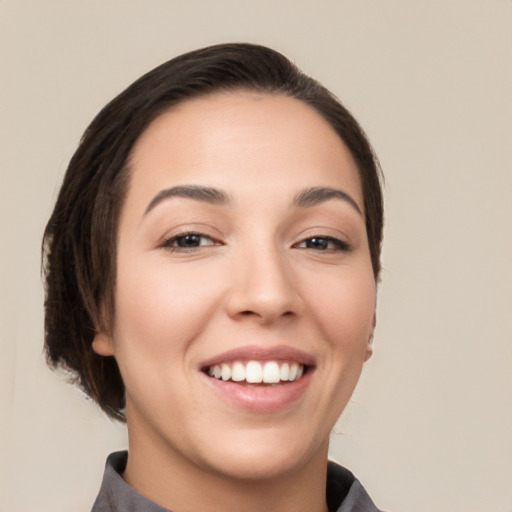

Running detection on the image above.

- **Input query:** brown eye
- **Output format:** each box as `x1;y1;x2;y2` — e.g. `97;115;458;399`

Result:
305;237;329;250
174;234;206;247
161;233;219;250
296;236;350;252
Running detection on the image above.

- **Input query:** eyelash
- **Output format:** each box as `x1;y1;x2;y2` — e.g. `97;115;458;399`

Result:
294;236;350;252
160;232;220;251
160;232;350;253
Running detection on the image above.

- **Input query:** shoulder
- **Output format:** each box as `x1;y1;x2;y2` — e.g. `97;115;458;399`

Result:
90;451;169;512
327;461;385;512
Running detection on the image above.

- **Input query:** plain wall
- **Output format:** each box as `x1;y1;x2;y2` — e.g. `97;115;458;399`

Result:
1;1;511;511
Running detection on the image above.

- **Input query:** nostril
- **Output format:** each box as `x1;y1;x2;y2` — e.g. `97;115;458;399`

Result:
238;309;294;319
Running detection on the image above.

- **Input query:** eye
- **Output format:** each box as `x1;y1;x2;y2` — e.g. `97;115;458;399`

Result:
295;236;350;252
161;232;220;250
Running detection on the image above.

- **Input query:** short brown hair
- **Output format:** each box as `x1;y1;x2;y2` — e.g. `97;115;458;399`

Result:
42;43;384;421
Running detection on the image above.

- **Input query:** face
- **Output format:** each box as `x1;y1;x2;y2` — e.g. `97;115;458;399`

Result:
93;92;376;482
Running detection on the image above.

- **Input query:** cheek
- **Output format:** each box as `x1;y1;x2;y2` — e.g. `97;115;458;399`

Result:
296;265;376;434
112;257;225;365
109;258;226;419
305;264;376;353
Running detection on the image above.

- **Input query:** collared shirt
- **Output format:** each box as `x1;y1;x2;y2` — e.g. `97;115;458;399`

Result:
91;451;383;512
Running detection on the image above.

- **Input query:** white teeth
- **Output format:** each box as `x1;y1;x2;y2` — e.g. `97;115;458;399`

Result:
280;362;290;381
263;361;280;383
221;363;231;381
246;361;263;383
231;361;245;382
288;363;298;381
207;360;305;384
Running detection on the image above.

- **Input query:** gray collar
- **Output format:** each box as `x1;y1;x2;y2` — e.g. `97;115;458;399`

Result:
91;451;383;512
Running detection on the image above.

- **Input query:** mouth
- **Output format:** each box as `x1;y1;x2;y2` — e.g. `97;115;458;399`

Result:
199;346;315;412
203;360;307;385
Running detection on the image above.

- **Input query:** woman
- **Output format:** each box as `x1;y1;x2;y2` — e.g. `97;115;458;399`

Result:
43;43;384;512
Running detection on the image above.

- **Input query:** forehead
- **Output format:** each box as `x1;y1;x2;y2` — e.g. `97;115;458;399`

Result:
126;92;363;212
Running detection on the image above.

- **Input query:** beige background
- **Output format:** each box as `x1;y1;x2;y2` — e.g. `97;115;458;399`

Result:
1;1;511;511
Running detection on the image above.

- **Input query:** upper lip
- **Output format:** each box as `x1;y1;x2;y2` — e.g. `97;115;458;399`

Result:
199;345;316;370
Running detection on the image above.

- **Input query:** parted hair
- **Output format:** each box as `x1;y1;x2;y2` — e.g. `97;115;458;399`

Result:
42;43;383;421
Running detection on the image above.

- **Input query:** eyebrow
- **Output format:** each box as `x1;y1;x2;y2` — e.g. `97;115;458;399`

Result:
144;184;362;217
292;187;363;216
144;185;230;215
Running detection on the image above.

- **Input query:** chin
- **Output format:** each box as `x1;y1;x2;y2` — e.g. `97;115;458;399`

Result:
194;427;329;483
207;451;310;482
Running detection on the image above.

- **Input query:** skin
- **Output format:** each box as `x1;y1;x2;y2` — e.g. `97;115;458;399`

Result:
93;92;376;512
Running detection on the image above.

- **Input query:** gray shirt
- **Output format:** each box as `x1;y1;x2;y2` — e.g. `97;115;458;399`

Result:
91;451;383;512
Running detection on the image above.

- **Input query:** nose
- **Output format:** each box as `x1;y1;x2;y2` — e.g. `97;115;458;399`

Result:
225;244;303;325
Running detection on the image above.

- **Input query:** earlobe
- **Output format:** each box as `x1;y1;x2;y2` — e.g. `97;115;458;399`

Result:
92;332;115;356
364;312;377;362
364;343;373;362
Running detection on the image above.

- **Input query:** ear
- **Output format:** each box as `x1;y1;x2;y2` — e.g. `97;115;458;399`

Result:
364;312;376;362
92;332;116;356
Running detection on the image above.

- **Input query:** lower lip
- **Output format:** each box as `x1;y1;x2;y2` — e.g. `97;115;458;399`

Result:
201;370;313;413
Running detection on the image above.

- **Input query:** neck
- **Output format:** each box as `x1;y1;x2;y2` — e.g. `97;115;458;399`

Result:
123;425;330;512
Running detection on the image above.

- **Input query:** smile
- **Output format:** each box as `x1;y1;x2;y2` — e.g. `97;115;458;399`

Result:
199;345;315;413
206;360;305;384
